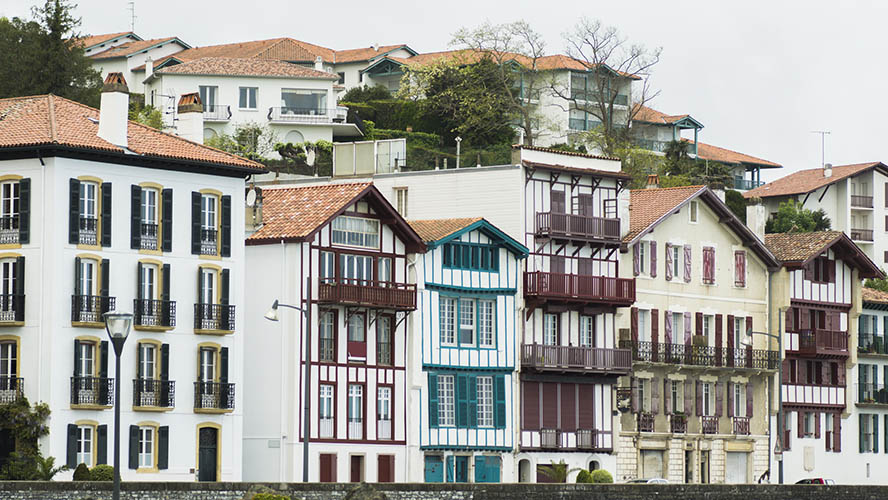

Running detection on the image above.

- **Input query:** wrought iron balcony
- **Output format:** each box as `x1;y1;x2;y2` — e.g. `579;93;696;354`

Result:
524;271;635;306
203;104;231;122
70;376;113;406
0;215;19;244
851;195;874;208
140;223;158;250
318;279;416;310
193;381;234;410
0;376;23;404
540;428;561;449
620;340;780;370
733;416;750;435
857;383;888;405
268;106;349;124
194;303;235;332
134;299;175;328
79;216;98;245
701;416;718;435
0;294;24;323
851;228;874;242
132;379;175;408
859;333;888;354
521;344;631;374
576;429;611;451
534;212;620;243
71;295;115;324
797;329;848;356
637;412;654;432
670;414;687;434
200;228;217;255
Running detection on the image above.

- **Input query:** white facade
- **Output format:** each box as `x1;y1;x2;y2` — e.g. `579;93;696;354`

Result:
90;39;190;95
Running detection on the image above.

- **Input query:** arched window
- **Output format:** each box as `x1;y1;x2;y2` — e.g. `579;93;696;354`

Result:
285;130;304;145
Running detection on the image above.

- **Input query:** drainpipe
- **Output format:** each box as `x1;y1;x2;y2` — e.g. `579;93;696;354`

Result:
767;270;773;482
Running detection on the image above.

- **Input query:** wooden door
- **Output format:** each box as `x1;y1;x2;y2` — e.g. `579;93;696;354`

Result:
197;427;218;481
319;453;336;482
377;454;394;483
350;454;364;482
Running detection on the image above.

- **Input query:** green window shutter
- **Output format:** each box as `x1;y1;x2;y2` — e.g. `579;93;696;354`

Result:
494;375;506;429
73;339;81;377
69;179;80;244
220;195;231;257
474;456;486;483
860;414;866;453
97;424;107;465
157;426;169;470
884;415;888;454
128;425;139;469
456;374;468;427
14;256;24;322
66;424;78;468
445;455;454;483
137;262;144;301
875;415;880;454
100;259;110;298
99;341;109;405
428;374;438;428
100;182;112;247
161;188;173;252
18;178;29;244
190;192;201;255
130;185;141;249
467;376;477;428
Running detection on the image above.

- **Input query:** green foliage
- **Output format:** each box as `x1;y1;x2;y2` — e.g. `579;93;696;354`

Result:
1;450;67;480
725;189;747;223
0;0;102;106
0;397;50;447
765;199;832;234
340;84;392;103
536;460;573;483
272;140;334;176
130;106;163;130
590;469;614;483
575;469;594;483
205;122;278;161
89;464;114;481
545;143;587;154
252;493;291;500
72;462;91;480
865;270;888;293
341;99;431;132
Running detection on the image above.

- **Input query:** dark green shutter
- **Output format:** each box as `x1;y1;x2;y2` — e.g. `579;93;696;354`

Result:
14;256;24;322
884;415;888;454
220;195;231;257
66;424;78;468
191;192;201;255
157;426;169;470
220;347;229;407
456;374;468;427
161;188;172;252
494;375;506;429
18;178;29;244
445;455;454;483
467;375;477;428
861;414;866;453
74;257;81;294
130;185;141;249
137;343;145;379
97;424;107;465
160;343;170;405
128;425;139;469
73;339;81;377
100;259;109;298
100;182;112;247
69;179;80;244
220;269;230;330
99;341;109;404
161;264;171;326
137;262;144;300
875;415;880;454
428;373;438;428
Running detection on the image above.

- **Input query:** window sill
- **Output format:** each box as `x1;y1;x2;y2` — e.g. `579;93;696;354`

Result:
199;254;222;261
0;321;24;327
72;321;105;329
238;108;258;112
139;248;163;256
132;405;174;412
136;466;159;474
0;243;21;250
76;243;102;251
134;325;174;332
194;329;234;336
70;404;112;410
194;408;234;414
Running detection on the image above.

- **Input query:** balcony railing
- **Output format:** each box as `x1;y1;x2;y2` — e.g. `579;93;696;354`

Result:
637;412;654;433
521;344;631;374
568;118;603;132
632;138;671;153
194;303;235;332
797;329;848;356
540;428;560;449
701;416;718;435
733;178;765;191
857;383;888;405
0;215;19;244
535;212;620;243
268;106;349;124
140;223;158;250
378;419;392;440
132;379;175;408
0;294;24;323
348;418;363;440
576;429;609;451
733;416;750;435
318;279;416;310
319;417;334;438
851;229;874;242
193;381;234;410
200;228;217;255
859;334;888;355
71;295;115;324
670;414;687;434
570;90;629;106
133;299;175;328
524;272;635;306
70;376;113;406
319;337;335;362
203;104;231;122
79;216;98;245
851;195;874;208
0;376;23;404
620;340;780;370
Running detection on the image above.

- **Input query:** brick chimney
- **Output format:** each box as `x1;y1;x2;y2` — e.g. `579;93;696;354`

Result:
646;174;659;189
98;72;129;148
176;93;204;144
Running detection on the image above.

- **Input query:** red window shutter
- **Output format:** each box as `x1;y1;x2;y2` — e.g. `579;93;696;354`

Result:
633;243;640;276
522;382;540;430
684;380;693;416
815;412;821;439
834;413;842;452
727;382;734;417
630;307;638;343
561;383;577;431
542;383;558;428
665;243;673;281
651;309;659;345
798;411;804;439
578;384;595;429
715;314;723;348
696;312;703;336
727;315;735;350
746;316;753;337
650;241;657;278
683;244;692;283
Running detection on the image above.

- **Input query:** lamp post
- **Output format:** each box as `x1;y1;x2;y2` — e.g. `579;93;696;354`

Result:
455;136;462;169
103;311;133;500
265;288;310;482
746;312;785;484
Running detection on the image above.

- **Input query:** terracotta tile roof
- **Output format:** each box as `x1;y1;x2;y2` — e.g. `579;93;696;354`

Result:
743;162;882;199
396;50;640;79
247;183;372;242
680;139;782;169
634;105;692;125
334;44;411;63
156;58;337;79
408;217;483;243
513;144;619;161
0;94;263;171
89;37;183;59
863;287;888;305
132;54;180;72
624;185;706;242
76;31;136;49
763;231;844;263
169;38;335;63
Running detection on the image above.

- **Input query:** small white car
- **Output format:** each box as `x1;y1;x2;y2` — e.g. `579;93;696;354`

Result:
626;478;669;484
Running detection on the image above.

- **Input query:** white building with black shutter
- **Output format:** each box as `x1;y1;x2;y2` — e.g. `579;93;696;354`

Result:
0;73;263;481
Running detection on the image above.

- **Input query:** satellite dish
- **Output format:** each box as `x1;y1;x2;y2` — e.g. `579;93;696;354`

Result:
246;188;257;207
306;148;317;167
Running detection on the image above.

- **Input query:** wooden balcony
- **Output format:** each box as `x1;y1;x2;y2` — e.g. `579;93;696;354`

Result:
851;195;874;208
534;212;620;244
318;279;416;310
521;344;631;375
701;416;718;435
733;416;750;435
524;271;634;307
670;414;687;434
620;340;780;370
797;329;848;357
637;412;654;433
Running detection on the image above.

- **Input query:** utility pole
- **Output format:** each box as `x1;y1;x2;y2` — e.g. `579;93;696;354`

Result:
811;130;830;168
127;2;136;32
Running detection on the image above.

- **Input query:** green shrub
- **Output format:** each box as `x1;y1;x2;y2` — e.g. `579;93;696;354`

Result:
590;469;614;483
89;464;114;481
253;493;290;500
575;469;594;483
72;462;90;481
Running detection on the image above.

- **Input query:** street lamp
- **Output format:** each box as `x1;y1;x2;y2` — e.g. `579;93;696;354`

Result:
103;311;133;500
264;296;311;482
745;311;786;484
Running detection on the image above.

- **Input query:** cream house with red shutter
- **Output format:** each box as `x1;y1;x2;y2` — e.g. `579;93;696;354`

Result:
616;184;780;484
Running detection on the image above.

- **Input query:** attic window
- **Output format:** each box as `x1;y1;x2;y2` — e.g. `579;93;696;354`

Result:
689;201;698;223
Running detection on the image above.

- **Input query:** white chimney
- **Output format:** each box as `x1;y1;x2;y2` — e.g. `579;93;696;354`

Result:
176;93;204;144
314;56;324;71
619;189;631;239
145;57;153;79
746;196;766;241
823;163;833;178
98;72;129;148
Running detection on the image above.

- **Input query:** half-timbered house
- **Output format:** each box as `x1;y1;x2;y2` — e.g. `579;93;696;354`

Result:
243;183;425;483
407;217;528;483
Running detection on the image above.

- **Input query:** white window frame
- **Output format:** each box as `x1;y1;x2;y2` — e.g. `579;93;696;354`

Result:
200;268;215;305
238;86;258;110
348;384;363;423
580;315;595;347
478;299;495;347
0;258;16;298
80;181;98;219
438;375;455;427
394;187;408;217
640;378;652;413
319;251;335;281
671;244;681;278
331;215;380;249
78;258;96;297
733;383;746;418
199;347;215;382
638;309;650;342
703;314;713;344
141;187;158;225
458;298;475;346
638;241;646;275
689;201;698;223
0;181;19;220
672;312;683;339
138;426;154;468
702;382;714;417
79;341;96;378
476;376;493;428
804;411;815;437
734;316;745;347
440;297;456;346
543;313;558;345
76;425;93;467
671;380;684;413
141;263;157;301
0;341;15;378
319;384;334;439
138;343;156;380
378;386;392;421
200;194;218;231
348;314;365;342
339;253;373;283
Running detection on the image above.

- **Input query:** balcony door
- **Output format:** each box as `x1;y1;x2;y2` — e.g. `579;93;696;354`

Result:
339;254;373;286
348;384;363;440
197;427;218;481
137;343;157;407
0;341;16;398
0;259;16;319
77;259;96;297
138;263;158;317
198;86;217;108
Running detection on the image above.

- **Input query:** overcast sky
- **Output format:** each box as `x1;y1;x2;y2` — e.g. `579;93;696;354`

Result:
3;0;885;181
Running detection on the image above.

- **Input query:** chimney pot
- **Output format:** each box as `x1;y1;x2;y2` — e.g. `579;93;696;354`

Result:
98;72;129;148
314;56;324;71
176;92;205;144
145;57;154;78
823;163;833;178
646;174;659;189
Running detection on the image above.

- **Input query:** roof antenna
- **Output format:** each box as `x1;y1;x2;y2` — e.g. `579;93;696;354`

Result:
810;130;830;168
127;2;136;32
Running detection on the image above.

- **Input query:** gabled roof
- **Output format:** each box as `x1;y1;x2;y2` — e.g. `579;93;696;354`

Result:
77;31;140;49
246;183;425;252
625;185;779;268
513;144;619;161
408;217;528;258
165;37;336;63
862;287;888;307
682;139;782;169
334;44;415;63
634;105;703;129
0;94;263;172
743;162;886;199
155;58;337;79
89;37;190;59
523;160;632;180
764;231;882;278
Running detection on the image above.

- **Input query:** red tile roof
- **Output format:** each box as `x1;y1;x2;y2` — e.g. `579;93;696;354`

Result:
683;139;782;169
76;31;137;49
744;162;883;199
89;37;184;59
634;105;693;125
0;94;263;171
156;58;337;79
395;50;641;78
334;44;411;63
408;217;483;243
167;38;336;63
764;231;882;278
625;185;706;242
862;287;888;305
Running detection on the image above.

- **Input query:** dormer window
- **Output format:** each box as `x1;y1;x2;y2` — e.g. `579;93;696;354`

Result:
332;216;379;249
